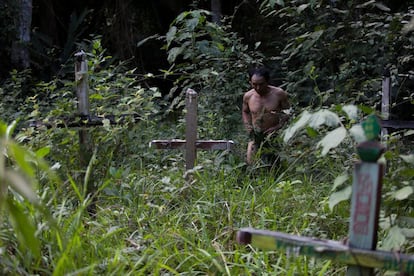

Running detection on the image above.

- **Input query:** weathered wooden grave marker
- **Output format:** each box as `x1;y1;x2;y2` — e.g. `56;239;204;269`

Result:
74;50;97;214
75;51;93;170
381;68;391;138
380;68;414;131
236;115;414;275
150;89;234;170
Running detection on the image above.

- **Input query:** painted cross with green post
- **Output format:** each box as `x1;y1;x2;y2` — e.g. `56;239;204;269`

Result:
236;115;414;275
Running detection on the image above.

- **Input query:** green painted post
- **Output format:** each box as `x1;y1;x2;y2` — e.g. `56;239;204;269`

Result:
347;115;385;275
235;115;411;274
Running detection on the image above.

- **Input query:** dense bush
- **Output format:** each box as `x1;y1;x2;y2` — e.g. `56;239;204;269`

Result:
260;0;414;113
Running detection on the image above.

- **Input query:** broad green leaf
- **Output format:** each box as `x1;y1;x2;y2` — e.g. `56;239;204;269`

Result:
403;16;414;33
161;176;171;185
6;170;38;204
342;105;358;120
260;0;277;8
5;120;18;140
404;129;414;136
329;186;351;210
10;143;35;178
317;126;347;155
349;124;367;143
392;186;413;201
102;118;111;131
0;121;7;135
167;47;183;63
166;26;177;46
401;228;414;238
380;226;405;251
359;105;375;115
332;173;349;191
400;154;414;164
176;11;190;22
374;2;391;12
283;110;312;142
297;4;309;13
356;0;376;9
308;110;340;129
7;197;40;259
36;146;50;158
302;30;324;51
89;93;104;100
216;42;225;51
305;126;318;138
400;168;414;178
186;18;200;32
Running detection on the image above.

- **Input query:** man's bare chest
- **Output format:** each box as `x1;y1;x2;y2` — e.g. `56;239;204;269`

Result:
249;95;282;114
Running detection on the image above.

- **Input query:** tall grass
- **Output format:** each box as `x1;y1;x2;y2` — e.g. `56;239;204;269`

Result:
1;42;413;275
1;116;354;275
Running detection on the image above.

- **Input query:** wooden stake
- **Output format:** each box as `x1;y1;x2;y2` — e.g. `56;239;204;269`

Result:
185;89;198;170
346;162;383;276
381;68;391;138
74;51;95;214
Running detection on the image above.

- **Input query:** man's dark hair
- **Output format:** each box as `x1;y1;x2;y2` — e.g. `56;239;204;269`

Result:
248;67;270;82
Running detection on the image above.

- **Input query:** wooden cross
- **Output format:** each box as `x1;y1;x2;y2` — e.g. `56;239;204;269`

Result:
236;116;414;275
150;89;234;170
380;68;414;130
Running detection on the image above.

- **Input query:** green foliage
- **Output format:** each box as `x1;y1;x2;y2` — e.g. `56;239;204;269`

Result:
162;9;264;136
282;104;414;256
2;5;414;275
0;120;64;270
260;0;414;109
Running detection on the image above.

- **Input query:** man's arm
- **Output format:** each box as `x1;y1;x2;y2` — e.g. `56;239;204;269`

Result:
264;112;289;134
281;90;290;110
242;94;253;133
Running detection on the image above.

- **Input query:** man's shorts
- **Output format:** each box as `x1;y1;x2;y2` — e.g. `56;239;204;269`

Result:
250;130;280;165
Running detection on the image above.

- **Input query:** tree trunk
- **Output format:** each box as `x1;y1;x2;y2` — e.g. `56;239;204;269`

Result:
211;0;222;24
11;0;32;69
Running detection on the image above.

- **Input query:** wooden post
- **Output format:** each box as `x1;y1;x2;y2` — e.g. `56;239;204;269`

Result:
75;50;90;117
74;51;95;213
75;51;92;169
381;68;391;138
346;161;383;275
185;89;198;170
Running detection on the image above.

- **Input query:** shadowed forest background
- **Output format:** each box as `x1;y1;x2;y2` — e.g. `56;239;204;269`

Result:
1;0;414;275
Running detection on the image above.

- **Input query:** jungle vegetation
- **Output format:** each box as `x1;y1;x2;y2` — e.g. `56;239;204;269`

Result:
1;0;414;275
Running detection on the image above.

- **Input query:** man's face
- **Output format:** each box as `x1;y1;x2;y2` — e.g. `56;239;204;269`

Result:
250;74;268;95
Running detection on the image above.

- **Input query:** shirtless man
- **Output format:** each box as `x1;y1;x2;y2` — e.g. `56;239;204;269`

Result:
242;67;290;164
